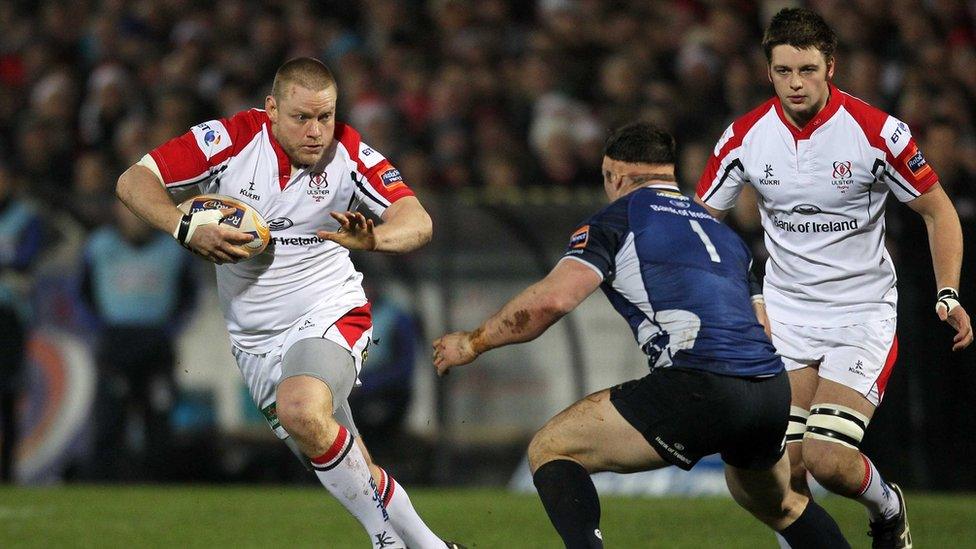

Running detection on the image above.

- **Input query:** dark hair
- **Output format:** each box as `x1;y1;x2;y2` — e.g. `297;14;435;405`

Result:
602;122;676;165
272;57;336;100
762;8;837;63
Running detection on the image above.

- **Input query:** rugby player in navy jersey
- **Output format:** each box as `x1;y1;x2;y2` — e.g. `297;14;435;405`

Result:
434;123;849;548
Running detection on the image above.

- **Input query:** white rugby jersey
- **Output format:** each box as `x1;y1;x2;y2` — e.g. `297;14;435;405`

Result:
146;109;414;351
697;85;938;326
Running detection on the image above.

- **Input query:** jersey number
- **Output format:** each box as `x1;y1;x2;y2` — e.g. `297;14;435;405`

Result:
689;220;721;263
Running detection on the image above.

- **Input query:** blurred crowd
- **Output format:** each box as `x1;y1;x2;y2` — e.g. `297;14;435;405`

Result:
1;0;974;210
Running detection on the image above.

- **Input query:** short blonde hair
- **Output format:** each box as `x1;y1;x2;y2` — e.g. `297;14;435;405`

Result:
271;57;336;101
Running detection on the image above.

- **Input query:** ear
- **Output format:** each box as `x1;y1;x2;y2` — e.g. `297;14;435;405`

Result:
265;95;277;120
767;64;773;83
826;57;835;80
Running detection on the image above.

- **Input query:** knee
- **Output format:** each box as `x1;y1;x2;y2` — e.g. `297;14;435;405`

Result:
800;442;847;486
276;395;334;441
528;426;565;472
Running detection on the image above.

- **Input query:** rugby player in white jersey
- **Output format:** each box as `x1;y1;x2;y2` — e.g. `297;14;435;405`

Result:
696;8;972;549
117;57;463;549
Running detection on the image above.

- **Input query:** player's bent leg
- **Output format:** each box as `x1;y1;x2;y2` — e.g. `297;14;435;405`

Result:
802;379;909;548
528;389;669;549
354;431;453;549
528;389;668;474
801;379;876;494
726;454;850;548
278;339;404;549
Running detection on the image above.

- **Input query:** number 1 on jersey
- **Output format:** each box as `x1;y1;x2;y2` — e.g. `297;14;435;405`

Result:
689;220;721;263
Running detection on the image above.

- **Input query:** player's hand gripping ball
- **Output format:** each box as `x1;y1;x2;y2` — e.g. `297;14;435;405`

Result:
176;194;270;258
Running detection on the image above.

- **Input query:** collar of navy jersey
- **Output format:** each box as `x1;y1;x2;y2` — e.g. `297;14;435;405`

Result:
647;184;681;192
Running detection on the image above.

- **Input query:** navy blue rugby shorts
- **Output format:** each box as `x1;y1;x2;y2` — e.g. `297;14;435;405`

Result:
610;367;790;471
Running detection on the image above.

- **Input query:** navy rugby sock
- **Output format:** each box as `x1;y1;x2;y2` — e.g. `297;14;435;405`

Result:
533;459;604;549
777;499;851;549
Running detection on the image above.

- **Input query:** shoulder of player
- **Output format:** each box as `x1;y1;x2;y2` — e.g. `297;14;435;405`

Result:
835;89;893;140
712;98;779;157
734;97;779;135
581;194;631;231
222;108;270;135
333;122;362;155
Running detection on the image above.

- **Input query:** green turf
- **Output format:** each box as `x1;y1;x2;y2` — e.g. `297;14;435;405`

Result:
1;486;974;547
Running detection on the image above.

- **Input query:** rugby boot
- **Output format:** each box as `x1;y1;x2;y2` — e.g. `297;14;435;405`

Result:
868;482;912;548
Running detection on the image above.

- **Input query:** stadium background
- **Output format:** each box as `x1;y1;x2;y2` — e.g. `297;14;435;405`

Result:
1;0;974;507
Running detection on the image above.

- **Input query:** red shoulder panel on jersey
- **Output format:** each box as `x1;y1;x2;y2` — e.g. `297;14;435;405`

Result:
336;123;415;203
842;93;938;195
696;98;776;199
150;109;269;188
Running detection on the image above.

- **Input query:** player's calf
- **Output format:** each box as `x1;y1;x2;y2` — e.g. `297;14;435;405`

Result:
801;404;903;525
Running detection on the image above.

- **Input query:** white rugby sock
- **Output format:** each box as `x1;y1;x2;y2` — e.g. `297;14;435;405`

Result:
775;532;792;548
311;426;405;548
856;454;901;520
377;467;445;549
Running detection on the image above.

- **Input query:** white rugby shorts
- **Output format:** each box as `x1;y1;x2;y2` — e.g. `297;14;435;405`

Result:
770;317;898;406
232;303;373;439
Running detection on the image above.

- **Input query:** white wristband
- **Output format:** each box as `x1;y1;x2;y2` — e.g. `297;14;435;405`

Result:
936;287;960;315
173;209;223;248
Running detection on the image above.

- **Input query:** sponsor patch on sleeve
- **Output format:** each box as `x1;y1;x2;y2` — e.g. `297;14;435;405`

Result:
380;167;403;186
359;142;386;169
569;225;590;249
906;144;931;178
882;116;912;157
190;120;232;159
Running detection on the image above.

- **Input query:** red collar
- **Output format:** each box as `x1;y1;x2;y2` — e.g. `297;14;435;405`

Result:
266;123;294;190
774;83;844;142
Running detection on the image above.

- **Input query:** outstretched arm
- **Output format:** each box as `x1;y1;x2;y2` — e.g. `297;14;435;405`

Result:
317;196;432;253
907;183;972;351
433;259;603;375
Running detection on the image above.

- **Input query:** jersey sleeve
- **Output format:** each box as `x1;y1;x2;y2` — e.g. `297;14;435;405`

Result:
560;201;629;281
877;115;939;201
696;122;748;211
336;124;415;218
148;109;265;193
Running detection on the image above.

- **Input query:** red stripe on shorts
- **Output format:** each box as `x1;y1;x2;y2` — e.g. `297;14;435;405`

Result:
335;303;372;348
874;335;899;397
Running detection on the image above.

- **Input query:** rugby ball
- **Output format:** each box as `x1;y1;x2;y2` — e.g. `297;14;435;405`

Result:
176;194;270;258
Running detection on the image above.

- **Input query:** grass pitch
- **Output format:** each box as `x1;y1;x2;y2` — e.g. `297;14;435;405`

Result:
1;485;975;548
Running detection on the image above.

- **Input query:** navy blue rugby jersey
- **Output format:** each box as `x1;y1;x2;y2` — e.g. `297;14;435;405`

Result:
562;186;782;377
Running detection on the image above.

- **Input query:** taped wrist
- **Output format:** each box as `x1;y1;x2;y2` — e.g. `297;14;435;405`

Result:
936;287;960;314
173;209;223;248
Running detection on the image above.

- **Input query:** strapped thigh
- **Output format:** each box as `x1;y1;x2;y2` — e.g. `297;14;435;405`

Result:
803;404;870;449
786;406;809;444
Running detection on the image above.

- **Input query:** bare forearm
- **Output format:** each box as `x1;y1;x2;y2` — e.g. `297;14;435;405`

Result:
470;281;570;354
924;209;964;290
116;165;182;235
374;198;432;253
